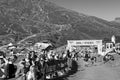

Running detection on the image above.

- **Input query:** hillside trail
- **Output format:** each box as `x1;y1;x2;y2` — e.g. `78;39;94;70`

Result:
68;59;120;80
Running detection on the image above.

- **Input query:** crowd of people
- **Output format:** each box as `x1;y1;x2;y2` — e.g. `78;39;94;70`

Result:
0;43;108;80
0;43;79;80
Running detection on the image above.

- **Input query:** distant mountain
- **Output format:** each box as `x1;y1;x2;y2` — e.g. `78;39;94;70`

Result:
112;17;120;23
0;0;120;47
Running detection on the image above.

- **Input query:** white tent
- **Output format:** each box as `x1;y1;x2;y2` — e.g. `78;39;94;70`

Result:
34;42;52;51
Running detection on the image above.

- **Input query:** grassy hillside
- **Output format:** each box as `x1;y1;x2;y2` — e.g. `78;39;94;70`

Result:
0;0;120;47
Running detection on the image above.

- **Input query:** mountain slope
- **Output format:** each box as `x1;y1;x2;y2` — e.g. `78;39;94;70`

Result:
0;0;120;46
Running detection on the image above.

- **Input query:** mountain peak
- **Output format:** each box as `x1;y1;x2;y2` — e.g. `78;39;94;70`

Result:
0;0;120;46
114;17;120;23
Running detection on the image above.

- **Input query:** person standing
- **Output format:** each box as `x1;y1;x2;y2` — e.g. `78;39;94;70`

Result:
16;59;26;80
0;57;6;80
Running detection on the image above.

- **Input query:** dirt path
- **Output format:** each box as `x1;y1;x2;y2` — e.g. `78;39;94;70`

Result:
82;65;120;80
68;59;120;80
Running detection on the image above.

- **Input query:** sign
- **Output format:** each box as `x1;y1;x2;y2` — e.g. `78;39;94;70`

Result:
68;40;102;45
67;40;103;55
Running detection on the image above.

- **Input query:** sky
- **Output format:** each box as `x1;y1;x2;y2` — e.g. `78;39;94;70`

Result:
50;0;120;21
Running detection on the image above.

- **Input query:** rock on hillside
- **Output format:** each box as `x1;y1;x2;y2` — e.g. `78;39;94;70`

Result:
0;0;120;47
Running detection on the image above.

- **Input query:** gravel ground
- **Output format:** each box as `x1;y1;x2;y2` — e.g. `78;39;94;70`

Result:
68;55;120;80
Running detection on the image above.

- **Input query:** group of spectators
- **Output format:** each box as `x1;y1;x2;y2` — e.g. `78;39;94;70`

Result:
1;42;116;80
0;45;78;80
0;43;101;80
0;53;17;79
